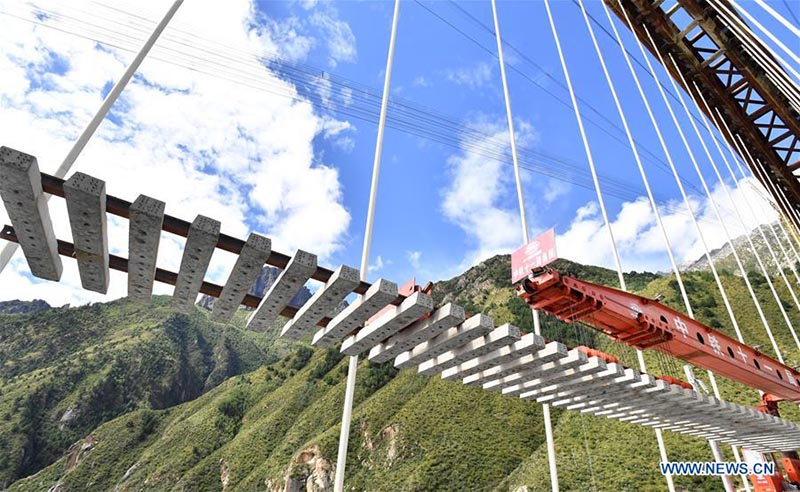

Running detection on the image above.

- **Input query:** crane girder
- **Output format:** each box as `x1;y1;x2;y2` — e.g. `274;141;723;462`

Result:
517;270;800;402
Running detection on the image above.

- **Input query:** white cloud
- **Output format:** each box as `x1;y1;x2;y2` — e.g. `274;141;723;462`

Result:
557;176;778;273
407;250;422;269
0;0;355;305
543;179;571;204
440;120;535;270
446;62;493;89
368;255;390;273
412;75;431;88
310;9;357;68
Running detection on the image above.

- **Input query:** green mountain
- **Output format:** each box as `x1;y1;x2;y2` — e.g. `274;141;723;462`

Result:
3;254;800;491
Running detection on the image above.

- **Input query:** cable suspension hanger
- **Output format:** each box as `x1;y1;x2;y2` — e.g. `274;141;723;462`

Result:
749;160;800;263
713;117;800;351
727;0;800;79
752;0;800;38
334;1;400;491
641;39;796;487
557;1;685;490
744;167;800;285
636;26;745;347
491;1;558;489
655;52;787;365
694;93;800;355
602;2;745;488
724;136;800;265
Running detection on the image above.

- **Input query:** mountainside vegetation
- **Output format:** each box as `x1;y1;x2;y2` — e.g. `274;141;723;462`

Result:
3;246;800;491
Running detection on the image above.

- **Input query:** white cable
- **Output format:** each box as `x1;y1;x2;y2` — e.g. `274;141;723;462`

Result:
728;0;800;75
736;154;800;270
334;2;399;491
748;160;800;261
605;5;733;487
571;1;685;490
605;0;691;316
707;0;800;109
706;102;800;355
689;84;789;362
647;44;782;492
491;2;559;489
753;0;800;37
0;0;184;276
492;0;527;243
661;54;786;363
744;164;800;286
726;133;800;351
640;26;744;345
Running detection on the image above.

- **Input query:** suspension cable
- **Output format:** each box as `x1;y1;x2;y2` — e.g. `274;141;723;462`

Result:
696;93;800;355
561;1;684;490
492;2;559;489
727;0;800;76
334;2;399;491
605;2;738;488
658;54;787;364
722;142;800;277
638;26;745;345
752;170;800;262
752;0;800;37
746;158;800;261
717;122;800;351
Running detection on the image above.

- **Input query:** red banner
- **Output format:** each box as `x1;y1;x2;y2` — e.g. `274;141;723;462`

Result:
511;228;557;283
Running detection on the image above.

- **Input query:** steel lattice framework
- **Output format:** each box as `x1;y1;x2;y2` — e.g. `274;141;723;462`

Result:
605;0;800;227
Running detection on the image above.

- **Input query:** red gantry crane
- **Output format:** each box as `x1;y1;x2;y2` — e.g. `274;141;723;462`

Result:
516;268;800;492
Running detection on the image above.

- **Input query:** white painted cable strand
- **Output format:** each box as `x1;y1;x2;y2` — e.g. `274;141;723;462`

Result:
728;0;800;76
753;0;800;37
601;2;737;488
639;26;745;346
661;54;786;363
491;2;558;489
560;1;680;490
702;98;800;356
334;2;400;491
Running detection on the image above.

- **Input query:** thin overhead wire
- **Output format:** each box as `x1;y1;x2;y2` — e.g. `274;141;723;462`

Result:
4;1;755;230
0;0;183;276
2;2;689;208
417;0;714;198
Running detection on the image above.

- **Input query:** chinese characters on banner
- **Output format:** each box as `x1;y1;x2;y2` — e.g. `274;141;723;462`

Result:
511;228;558;283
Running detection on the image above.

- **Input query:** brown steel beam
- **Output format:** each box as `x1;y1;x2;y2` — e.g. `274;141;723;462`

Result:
0;224;334;322
37;172;404;305
604;0;800;228
3;173;411;321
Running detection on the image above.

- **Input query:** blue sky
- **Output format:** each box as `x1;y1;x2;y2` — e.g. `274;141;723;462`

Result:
0;0;797;305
